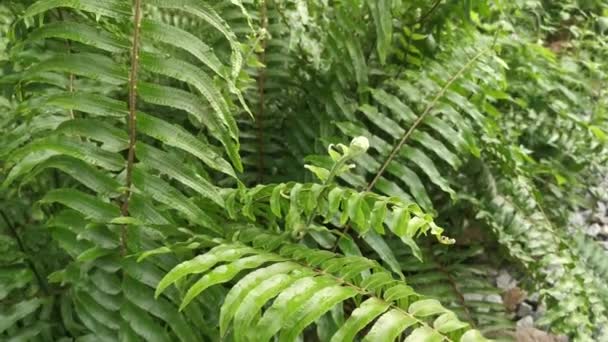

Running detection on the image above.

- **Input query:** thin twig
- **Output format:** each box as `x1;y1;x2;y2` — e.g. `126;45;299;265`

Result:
120;0;143;255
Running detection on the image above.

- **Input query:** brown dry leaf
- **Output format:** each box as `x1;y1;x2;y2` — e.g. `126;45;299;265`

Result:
503;287;527;312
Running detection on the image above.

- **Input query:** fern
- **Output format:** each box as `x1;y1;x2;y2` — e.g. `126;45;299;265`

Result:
1;0;607;341
156;227;486;342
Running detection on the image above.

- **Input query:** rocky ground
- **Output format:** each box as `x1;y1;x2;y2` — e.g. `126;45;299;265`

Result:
490;176;608;341
570;175;608;249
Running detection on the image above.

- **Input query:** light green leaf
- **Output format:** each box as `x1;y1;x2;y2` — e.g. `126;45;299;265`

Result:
391;207;410;236
433;312;469;333
180;254;285;310
460;329;489;342
270;183;286;217
278;285;358;342
219;262;301;336
403;326;443;342
330;298;390;342
363;309;416;342
408;299;447;317
256;276;337;341
233;271;309;341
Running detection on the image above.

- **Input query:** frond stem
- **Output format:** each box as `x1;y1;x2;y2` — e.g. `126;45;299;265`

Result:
120;0;143;255
366;47;490;192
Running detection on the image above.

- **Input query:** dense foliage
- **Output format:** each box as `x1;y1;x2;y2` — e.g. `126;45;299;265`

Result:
1;0;607;341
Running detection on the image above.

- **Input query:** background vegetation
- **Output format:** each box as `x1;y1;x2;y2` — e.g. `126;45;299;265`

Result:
1;0;607;341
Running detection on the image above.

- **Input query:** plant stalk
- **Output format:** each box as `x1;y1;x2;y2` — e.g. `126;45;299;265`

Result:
120;0;144;255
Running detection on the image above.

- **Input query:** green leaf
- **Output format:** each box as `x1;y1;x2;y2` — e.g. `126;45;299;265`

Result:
368;0;392;65
362;231;404;278
219;262;301;336
23;155;121;197
370;200;387;234
371;89;417;122
391;207;410;236
141;19;224;78
180;254;285;310
23;0;130;18
256;276;337;341
270;183;286;217
327;187;345;218
402;146;455;197
0;298;42;333
137;82;240;170
233;270;310;341
6;137;124;186
156;245;256;297
139;53;237;140
26;22;128;52
304;165;331;182
132;168;218;231
433;312;469;333
403;326;443;342
330;298;390;342
25;53;127;85
412;131;461;169
363;309;417;342
147;0;242;80
56;119;129;152
123;276;199;342
138;112;238;176
278;285;358;342
408;299;447;317
384;284;415;302
121;300;171;342
347;192;365;229
44;92;128;118
460;329;489;342
136;143;224;206
40;188;120;222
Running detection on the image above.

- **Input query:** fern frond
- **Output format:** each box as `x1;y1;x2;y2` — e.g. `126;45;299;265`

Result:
157;227;488;342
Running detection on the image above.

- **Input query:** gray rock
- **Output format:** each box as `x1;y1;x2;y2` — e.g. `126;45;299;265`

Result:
516;315;535;329
586;223;602;237
517;302;534;318
496;270;516;290
533;303;547;320
528;292;540;303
